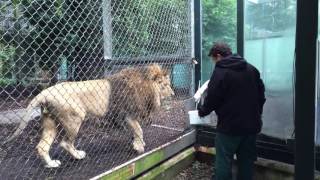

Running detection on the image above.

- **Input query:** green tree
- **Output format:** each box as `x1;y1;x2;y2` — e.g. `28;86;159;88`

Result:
112;0;190;57
1;0;191;84
20;0;104;82
245;0;296;38
0;43;15;86
0;0;32;85
203;0;237;51
201;0;237;83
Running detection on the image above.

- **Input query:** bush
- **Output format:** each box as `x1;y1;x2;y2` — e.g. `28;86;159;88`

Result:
0;43;15;80
0;78;16;87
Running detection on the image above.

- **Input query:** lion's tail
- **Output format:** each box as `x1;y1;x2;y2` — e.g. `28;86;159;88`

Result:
4;94;46;144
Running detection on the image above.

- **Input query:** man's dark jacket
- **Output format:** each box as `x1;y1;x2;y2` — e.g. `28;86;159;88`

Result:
198;54;266;135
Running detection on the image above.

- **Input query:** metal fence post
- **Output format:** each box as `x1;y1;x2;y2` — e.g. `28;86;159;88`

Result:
295;0;318;179
194;0;202;91
237;0;244;57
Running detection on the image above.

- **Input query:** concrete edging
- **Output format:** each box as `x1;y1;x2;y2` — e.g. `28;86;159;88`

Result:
196;146;320;180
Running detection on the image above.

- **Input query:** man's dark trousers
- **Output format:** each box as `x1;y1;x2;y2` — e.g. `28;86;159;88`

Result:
214;133;257;180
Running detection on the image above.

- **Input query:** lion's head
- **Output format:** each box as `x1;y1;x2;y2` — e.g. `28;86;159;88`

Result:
147;64;175;101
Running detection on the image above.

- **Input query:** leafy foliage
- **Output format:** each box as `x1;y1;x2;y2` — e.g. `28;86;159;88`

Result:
202;0;237;53
245;0;296;37
201;0;237;83
0;43;15;85
1;0;191;83
112;0;190;57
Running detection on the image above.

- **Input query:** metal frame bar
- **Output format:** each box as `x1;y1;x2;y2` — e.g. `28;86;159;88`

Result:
190;0;196;96
294;0;318;179
102;0;112;60
196;122;320;170
196;126;295;164
104;56;192;66
237;0;244;56
194;0;202;91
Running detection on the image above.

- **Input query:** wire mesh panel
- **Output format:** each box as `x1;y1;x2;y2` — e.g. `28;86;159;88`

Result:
0;0;193;179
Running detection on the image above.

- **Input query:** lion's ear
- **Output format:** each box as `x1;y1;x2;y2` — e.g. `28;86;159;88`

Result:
147;64;163;81
162;68;170;77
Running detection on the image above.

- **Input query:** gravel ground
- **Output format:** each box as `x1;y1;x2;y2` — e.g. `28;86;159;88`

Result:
175;161;214;180
0;98;29;111
0;100;189;180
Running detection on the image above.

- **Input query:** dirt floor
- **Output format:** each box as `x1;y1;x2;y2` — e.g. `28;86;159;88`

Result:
174;161;214;180
0;99;189;180
0;98;29;111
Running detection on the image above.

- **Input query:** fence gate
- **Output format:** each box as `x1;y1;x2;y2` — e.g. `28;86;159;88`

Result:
0;0;194;179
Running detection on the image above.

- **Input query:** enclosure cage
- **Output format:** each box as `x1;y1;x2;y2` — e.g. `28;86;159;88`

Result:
0;0;319;179
0;0;197;179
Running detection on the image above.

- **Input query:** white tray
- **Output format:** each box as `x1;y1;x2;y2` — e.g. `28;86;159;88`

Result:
188;110;217;126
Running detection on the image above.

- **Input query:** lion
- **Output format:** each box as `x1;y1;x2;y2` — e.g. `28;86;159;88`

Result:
4;64;174;168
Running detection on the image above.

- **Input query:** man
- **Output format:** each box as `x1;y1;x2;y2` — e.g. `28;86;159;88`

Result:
197;42;266;180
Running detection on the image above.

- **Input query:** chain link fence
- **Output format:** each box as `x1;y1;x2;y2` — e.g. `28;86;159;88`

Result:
0;0;194;179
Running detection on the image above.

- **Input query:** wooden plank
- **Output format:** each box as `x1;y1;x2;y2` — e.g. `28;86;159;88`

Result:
90;130;196;180
137;147;195;180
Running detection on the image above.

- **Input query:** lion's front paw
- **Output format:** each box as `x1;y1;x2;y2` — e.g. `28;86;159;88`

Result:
74;150;86;160
133;141;145;154
45;160;61;168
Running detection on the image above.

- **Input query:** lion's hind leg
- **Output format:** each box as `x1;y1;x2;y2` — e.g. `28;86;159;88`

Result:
36;114;61;168
59;114;86;160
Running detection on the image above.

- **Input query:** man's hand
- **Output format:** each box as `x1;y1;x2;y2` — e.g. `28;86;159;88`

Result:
198;110;206;117
197;106;207;117
193;80;210;104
